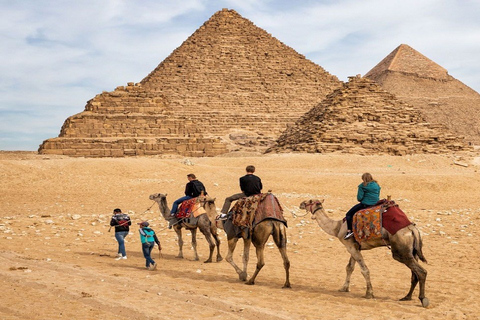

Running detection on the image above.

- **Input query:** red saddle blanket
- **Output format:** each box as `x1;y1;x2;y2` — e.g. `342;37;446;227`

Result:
382;205;412;235
176;198;197;219
353;200;412;243
231;193;287;228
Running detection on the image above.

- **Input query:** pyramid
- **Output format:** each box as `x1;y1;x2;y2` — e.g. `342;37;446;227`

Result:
269;76;471;155
39;9;341;157
365;44;480;144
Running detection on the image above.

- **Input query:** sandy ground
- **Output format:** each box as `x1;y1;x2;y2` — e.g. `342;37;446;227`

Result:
1;151;479;320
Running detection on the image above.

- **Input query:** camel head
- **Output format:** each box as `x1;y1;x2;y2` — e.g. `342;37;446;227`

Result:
149;193;167;202
300;199;325;219
197;195;217;215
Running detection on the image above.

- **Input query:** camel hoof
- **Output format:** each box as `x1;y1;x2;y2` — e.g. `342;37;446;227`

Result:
400;296;412;301
421;297;430;308
239;272;247;281
176;255;184;259
282;283;292;289
365;293;374;299
245;280;255;286
216;256;223;262
204;259;212;263
339;287;349;293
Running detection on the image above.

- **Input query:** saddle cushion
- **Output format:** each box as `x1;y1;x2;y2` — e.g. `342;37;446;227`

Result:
382;205;412;235
353;204;383;243
176;198;197;219
231;193;287;228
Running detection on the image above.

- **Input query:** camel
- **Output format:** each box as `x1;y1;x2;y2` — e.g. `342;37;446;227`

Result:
149;193;222;263
299;199;429;308
220;196;291;288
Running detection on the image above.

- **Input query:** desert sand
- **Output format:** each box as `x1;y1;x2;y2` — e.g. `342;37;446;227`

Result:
0;151;479;319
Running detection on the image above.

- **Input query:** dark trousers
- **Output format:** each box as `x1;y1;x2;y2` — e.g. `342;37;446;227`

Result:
345;203;368;231
221;192;246;214
142;242;155;267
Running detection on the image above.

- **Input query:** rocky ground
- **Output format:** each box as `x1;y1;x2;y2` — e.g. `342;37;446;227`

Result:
0;151;479;319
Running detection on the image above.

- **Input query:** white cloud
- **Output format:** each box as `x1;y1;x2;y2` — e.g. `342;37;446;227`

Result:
1;0;480;150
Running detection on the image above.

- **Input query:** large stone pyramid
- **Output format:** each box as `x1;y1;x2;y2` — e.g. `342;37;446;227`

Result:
365;44;480;145
39;9;341;157
269;76;471;155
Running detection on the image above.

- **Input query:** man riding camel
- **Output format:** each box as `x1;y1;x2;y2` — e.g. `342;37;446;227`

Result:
220;165;263;215
169;173;207;228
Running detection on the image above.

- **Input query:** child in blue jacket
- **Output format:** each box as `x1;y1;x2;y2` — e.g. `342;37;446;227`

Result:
138;221;162;270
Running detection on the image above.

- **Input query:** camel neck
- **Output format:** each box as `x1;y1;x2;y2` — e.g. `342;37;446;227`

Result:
313;207;342;237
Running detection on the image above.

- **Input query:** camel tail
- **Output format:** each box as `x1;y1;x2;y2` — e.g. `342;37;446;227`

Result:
271;220;288;248
411;224;427;264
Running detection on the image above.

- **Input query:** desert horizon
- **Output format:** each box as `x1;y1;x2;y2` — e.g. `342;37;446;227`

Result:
1;151;479;319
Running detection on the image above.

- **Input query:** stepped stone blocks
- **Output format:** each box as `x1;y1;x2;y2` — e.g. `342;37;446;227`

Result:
39;9;341;157
269;76;472;155
365;44;480;144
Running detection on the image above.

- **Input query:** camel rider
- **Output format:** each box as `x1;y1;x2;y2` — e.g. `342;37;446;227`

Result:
170;173;207;217
344;173;381;240
220;165;263;216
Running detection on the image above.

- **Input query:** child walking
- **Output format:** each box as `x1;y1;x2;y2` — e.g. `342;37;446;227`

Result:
138;221;162;270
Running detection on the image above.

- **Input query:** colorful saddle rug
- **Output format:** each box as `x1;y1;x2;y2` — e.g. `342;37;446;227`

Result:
353;200;412;243
353;204;383;243
231;193;287;228
176;197;206;219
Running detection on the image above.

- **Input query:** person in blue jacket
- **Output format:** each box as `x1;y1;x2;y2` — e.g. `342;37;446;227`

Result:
138;221;162;270
344;173;381;240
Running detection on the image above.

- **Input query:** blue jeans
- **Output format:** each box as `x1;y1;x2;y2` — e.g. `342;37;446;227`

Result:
170;195;192;215
142;242;155;267
115;231;128;257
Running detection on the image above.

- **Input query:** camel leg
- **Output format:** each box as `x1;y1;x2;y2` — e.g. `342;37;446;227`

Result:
198;225;215;263
272;223;291;288
174;226;184;259
246;223;271;286
225;237;248;281
211;226;223;262
242;238;251;281
346;247;374;299
400;270;418;301
190;228;199;261
399;258;428;307
245;245;265;286
339;256;356;292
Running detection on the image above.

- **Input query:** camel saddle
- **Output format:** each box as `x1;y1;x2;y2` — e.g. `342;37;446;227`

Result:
231;193;287;228
353;199;412;243
176;197;206;219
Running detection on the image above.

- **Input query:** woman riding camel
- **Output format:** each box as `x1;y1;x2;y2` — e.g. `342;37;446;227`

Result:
344;173;381;240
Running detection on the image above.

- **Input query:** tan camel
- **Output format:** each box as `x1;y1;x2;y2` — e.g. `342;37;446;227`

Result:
220;202;291;288
300;199;429;308
149;193;222;263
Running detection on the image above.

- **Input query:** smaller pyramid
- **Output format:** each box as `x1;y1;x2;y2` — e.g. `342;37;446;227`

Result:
365;44;450;80
365;44;480;144
269;76;471;155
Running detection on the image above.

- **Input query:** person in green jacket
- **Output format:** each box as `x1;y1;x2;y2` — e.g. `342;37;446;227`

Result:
344;173;381;240
138;221;162;270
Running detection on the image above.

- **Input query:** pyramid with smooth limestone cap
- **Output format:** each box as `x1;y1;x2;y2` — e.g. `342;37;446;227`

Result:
365;44;480;144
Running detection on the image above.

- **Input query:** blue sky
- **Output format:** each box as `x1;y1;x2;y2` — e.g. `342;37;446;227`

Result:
1;0;480;151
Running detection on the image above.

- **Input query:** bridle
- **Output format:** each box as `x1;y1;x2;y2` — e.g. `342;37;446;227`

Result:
303;200;323;215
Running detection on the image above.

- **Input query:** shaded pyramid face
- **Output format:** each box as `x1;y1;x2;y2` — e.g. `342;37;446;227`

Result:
365;44;480;144
269;76;471;155
39;8;341;157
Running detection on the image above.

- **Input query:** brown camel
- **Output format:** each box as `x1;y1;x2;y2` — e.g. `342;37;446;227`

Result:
300;199;429;308
149;193;222;263
220;201;291;288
